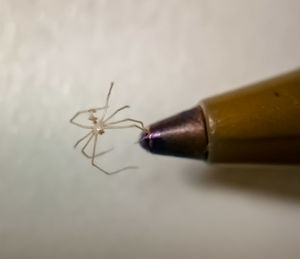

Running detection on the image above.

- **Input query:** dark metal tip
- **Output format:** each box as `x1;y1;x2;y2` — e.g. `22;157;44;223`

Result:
139;130;161;153
139;131;151;151
139;106;208;159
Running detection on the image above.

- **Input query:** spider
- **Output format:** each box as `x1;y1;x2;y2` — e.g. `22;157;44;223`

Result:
70;82;146;175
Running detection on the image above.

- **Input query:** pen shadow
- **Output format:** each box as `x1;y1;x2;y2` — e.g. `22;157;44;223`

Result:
185;164;300;202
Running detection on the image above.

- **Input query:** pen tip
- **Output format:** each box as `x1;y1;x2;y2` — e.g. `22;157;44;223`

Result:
139;106;208;159
139;130;156;152
139;131;149;151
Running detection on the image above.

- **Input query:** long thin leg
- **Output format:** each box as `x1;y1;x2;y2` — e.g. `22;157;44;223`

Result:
91;134;138;175
106;165;139;175
82;148;114;159
94;106;108;111
100;82;114;122
80;132;95;153
106;118;145;129
103;105;130;123
81;134;114;159
105;124;145;131
70;111;93;129
90;134;112;174
74;131;93;148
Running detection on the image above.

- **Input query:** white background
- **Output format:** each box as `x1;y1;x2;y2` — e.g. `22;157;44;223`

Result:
1;1;300;258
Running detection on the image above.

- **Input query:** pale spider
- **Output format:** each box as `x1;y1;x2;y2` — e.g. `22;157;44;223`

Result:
70;82;146;175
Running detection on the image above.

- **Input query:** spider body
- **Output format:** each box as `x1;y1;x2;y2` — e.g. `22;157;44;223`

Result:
70;82;146;175
88;110;105;134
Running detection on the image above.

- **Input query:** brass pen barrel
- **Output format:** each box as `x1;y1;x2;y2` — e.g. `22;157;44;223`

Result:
202;69;300;164
140;69;300;164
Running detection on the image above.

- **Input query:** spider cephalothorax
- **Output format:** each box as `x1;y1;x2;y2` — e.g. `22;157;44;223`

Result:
70;82;146;175
88;109;105;134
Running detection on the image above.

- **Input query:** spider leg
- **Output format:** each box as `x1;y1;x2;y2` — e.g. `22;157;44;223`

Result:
106;118;145;129
100;82;114;121
94;106;108;111
70;109;96;129
74;131;93;148
90;134;112;174
90;134;138;175
82;140;114;159
70;111;93;129
105;165;139;175
83;148;114;159
80;132;96;158
105;124;145;131
103;105;130;123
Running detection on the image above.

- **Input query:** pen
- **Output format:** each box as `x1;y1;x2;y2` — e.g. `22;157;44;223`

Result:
139;69;300;164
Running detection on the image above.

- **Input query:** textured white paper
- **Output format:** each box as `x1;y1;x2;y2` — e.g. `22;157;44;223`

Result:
1;1;300;258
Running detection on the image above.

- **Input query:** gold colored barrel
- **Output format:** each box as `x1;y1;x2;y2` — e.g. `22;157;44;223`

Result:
201;70;300;164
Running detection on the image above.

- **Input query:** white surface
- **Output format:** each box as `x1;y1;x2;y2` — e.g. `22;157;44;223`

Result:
1;1;300;258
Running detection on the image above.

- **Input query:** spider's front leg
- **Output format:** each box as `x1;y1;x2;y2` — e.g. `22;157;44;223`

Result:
103;105;130;123
105;123;145;131
105;118;146;131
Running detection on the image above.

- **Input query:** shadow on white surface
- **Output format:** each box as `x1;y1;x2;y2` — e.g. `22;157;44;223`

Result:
185;164;300;202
